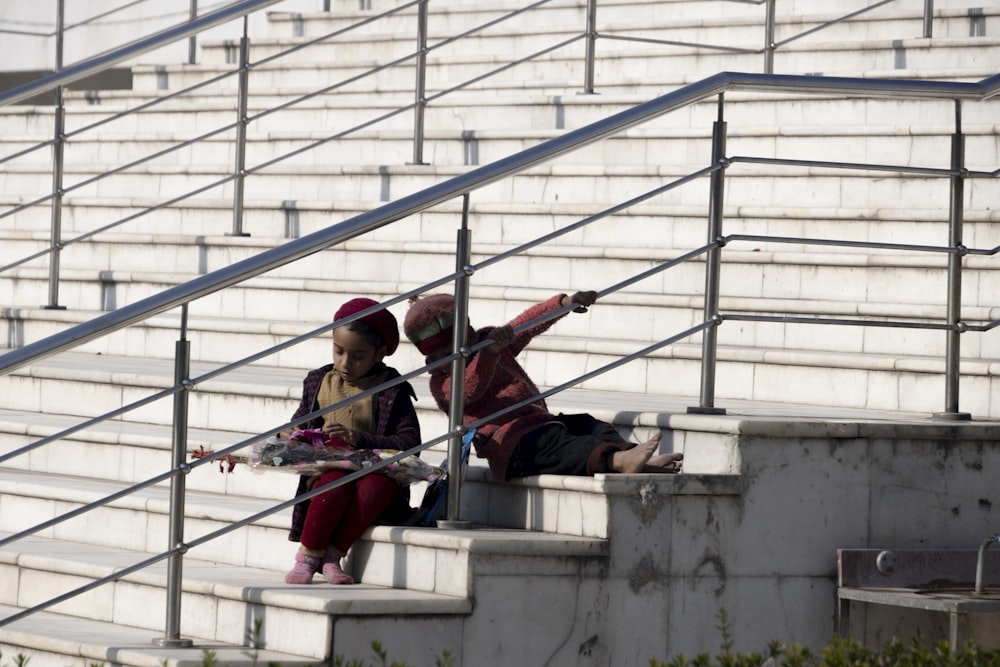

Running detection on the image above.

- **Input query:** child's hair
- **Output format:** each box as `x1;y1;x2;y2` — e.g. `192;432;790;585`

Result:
338;318;384;351
333;298;400;356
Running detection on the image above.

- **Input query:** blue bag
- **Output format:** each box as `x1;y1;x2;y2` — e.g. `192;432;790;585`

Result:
417;429;475;526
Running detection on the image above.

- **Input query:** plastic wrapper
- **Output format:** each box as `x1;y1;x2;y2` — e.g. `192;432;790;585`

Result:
250;429;442;485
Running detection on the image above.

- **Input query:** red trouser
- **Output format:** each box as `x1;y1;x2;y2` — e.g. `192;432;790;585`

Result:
298;470;399;553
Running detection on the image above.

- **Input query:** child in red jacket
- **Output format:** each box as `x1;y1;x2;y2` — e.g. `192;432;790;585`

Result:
403;290;681;481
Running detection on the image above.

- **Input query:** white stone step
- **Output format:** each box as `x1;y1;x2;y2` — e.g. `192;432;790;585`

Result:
0;506;611;661
4;160;997;212
265;1;993;42
7;120;998;175
0;467;293;570
5;195;1000;253
19;76;991;150
2;292;997;425
0;528;476;661
3;235;999;326
0;603;318;667
130;37;1000;94
200;13;998;71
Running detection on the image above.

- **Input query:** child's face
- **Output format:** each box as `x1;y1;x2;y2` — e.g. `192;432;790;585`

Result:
332;327;385;383
424;345;452;377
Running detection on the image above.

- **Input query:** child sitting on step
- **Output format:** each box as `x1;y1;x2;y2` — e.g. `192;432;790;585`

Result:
282;298;421;585
402;290;682;482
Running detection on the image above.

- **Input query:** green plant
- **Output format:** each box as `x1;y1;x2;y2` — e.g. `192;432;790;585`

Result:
331;641;455;667
200;648;218;667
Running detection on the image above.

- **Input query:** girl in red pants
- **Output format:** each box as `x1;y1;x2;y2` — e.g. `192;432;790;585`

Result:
282;298;421;585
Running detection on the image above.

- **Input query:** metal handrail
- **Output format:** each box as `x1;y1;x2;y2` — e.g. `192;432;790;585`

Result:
1;69;998;639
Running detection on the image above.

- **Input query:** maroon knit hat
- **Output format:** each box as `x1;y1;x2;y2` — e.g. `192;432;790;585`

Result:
334;298;400;356
403;294;458;355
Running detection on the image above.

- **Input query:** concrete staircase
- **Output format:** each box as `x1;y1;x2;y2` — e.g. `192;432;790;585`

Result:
2;0;1000;665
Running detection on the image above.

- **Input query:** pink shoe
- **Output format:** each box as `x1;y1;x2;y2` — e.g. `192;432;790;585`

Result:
321;547;355;585
284;551;321;584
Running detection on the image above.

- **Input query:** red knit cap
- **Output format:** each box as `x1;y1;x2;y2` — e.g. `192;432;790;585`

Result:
403;294;458;355
334;298;400;356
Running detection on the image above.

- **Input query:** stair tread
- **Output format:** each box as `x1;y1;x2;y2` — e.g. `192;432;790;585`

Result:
0;603;318;667
0;349;960;419
0;350;983;441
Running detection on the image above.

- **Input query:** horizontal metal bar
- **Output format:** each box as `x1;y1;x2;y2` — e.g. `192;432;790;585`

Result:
966;320;1000;333
598;32;759;55
721;313;955;331
729;154;960;177
725;233;958;255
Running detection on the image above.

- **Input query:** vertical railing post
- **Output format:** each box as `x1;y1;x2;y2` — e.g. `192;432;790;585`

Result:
582;0;598;94
411;0;429;165
46;0;67;311
188;0;198;64
763;0;776;74
437;194;473;528
689;95;727;416
153;305;194;648
923;0;934;38
230;16;251;237
935;101;970;421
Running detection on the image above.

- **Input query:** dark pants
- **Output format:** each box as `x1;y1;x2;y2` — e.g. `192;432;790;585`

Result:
507;413;632;479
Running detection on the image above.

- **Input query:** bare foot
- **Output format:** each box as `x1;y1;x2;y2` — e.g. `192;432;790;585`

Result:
610;432;662;474
648;452;683;472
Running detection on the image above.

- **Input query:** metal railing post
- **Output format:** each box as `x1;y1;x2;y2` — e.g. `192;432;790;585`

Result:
582;0;598;93
690;94;727;415
230;16;251;237
46;0;67;311
763;0;776;74
438;194;473;528
153;306;194;647
935;101;970;421
411;0;429;165
923;0;934;38
188;1;198;64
